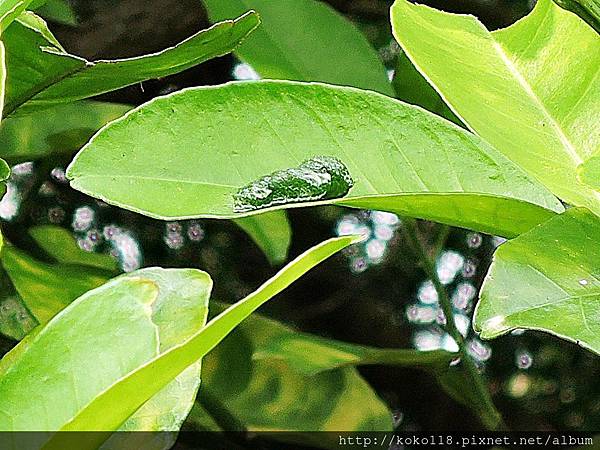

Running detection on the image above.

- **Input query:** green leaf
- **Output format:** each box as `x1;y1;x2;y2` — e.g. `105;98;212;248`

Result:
0;158;7;180
391;0;600;214
474;208;600;354
28;225;118;271
578;154;600;190
33;0;77;26
191;310;387;443
0;267;211;449
102;268;209;450
0;157;8;199
553;0;600;34
0;39;5;118
233;210;291;265
0;236;355;448
1;245;111;324
203;0;393;96
67;81;563;238
215;301;455;376
2;11;259;116
0;291;37;341
0;0;33;31
0;101;131;163
0;38;6;205
191;304;452;446
392;51;460;125
0;226;116;340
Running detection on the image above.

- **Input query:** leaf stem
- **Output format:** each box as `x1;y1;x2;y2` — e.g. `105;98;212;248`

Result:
403;218;505;430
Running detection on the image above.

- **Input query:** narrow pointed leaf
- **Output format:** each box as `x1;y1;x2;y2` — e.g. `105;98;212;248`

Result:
3;11;259;116
191;304;453;446
204;0;393;96
212;301;455;376
474;208;600;354
192;305;403;443
67;81;563;238
51;237;357;439
391;0;600;214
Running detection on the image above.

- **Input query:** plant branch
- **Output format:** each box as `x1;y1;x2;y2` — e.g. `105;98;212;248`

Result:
403;218;505;431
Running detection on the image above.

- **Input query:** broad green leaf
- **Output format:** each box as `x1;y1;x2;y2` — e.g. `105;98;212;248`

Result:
0;267;211;450
103;268;209;450
391;0;600;214
553;0;600;34
0;101;131;163
578;155;600;190
233;210;291;265
0;236;355;449
28;226;118;271
203;0;393;96
0;0;33;31
1;245;111;324
68;81;563;238
0;232;37;341
0;157;7;179
474;208;600;354
2;11;259;116
0;226;116;340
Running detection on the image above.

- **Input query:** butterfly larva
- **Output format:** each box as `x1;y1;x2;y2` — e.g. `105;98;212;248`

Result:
233;156;354;213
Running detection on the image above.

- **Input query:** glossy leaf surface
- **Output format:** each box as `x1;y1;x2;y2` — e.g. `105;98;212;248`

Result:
203;0;393;95
474;208;600;354
391;0;600;214
0;267;211;443
67;81;563;238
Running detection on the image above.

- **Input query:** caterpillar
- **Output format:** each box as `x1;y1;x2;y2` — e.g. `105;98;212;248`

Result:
233;156;354;213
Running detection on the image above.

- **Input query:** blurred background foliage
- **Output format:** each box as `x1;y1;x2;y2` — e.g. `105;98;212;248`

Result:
1;0;598;448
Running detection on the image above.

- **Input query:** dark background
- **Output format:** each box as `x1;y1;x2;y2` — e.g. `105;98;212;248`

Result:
1;0;598;446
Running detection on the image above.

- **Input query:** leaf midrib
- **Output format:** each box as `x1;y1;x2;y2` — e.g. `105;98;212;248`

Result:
490;41;582;166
